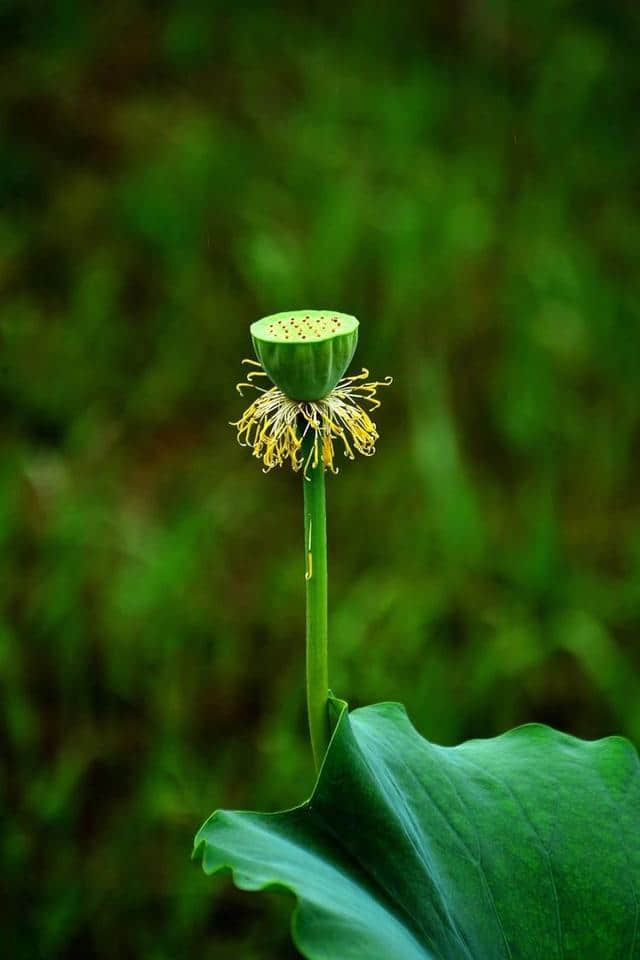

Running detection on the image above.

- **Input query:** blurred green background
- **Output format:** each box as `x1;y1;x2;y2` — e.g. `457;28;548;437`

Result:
2;1;640;957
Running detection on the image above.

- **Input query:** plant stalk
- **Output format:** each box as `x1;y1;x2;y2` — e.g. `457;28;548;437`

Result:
302;432;329;771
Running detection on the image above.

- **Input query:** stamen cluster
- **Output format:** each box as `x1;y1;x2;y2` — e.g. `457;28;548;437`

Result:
232;361;392;476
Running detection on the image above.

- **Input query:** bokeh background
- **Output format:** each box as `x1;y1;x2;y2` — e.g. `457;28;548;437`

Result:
3;1;640;957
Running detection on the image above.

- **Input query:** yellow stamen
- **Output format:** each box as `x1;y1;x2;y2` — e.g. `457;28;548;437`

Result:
231;362;392;476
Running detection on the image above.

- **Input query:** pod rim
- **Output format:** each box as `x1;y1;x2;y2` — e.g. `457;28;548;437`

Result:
251;310;358;345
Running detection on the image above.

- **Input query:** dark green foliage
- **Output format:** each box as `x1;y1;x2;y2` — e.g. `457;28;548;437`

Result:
197;698;640;959
2;2;640;958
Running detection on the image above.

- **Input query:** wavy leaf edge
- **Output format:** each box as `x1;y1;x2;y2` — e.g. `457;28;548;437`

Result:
193;697;640;960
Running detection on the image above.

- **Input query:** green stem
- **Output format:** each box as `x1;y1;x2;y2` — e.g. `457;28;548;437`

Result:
302;432;329;771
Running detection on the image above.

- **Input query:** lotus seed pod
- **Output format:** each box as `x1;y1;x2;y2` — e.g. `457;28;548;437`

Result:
250;310;359;400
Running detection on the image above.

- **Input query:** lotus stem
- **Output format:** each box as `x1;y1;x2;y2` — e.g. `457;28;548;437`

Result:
302;430;329;771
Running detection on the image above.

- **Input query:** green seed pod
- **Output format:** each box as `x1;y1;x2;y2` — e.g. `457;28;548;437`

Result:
250;310;359;401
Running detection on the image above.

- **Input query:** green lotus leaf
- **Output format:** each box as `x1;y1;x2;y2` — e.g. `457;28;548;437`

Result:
195;698;640;959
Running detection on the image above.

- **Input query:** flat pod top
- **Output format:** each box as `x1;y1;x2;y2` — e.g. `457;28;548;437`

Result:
251;310;359;400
